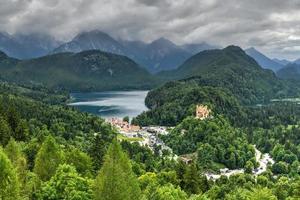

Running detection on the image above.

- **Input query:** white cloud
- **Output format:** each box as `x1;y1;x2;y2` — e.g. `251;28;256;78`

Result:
0;0;300;59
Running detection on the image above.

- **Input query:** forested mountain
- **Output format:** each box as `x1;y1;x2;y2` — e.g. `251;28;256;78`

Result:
159;46;295;105
245;47;283;71
0;32;61;59
0;50;157;91
134;80;244;126
277;63;300;80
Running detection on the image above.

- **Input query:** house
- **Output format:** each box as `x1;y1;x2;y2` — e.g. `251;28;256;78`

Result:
107;118;141;133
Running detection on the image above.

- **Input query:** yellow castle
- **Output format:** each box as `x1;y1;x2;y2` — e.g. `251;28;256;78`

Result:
195;105;211;120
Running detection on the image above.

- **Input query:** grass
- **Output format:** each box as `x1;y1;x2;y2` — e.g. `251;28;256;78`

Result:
117;134;144;142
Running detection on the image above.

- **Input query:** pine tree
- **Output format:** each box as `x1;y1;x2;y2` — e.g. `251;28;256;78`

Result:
0;116;11;146
94;140;141;200
0;148;20;200
33;136;63;181
5;139;28;191
183;162;208;195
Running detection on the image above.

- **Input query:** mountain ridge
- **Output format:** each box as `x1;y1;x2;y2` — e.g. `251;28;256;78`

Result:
245;47;283;72
0;49;158;91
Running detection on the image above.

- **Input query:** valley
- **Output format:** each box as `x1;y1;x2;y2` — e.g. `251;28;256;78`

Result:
1;43;300;200
3;2;300;199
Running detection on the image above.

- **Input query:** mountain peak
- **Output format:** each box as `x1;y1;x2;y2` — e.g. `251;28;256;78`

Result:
224;45;244;52
74;30;111;41
0;51;8;59
150;37;176;47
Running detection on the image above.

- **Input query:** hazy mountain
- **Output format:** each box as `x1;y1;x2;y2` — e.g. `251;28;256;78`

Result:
0;32;61;59
277;63;300;80
53;30;216;73
159;46;291;104
245;47;283;72
272;58;290;66
53;30;128;56
293;58;300;65
142;37;191;72
0;50;157;91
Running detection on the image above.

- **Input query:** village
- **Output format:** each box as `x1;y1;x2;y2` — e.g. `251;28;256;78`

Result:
106;117;172;154
107;104;275;180
106;105;211;153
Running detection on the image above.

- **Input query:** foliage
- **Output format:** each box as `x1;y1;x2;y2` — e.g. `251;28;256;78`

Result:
33;136;64;181
134;82;243;126
38;164;93;200
162;116;255;169
0;148;20;200
94;140;141;200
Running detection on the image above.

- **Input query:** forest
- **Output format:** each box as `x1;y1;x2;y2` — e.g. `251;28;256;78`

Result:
0;81;300;200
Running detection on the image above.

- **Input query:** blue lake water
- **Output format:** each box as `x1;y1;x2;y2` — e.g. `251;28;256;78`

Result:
68;91;148;119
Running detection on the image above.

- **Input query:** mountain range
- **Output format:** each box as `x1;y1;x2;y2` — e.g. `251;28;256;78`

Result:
0;30;218;73
53;30;218;73
0;32;61;59
0;43;299;103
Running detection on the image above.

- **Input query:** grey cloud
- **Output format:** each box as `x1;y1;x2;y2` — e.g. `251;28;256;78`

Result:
0;0;300;59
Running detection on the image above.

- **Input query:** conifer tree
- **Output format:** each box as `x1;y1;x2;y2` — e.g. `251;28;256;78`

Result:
33;136;63;181
5;138;28;191
94;140;141;200
0;116;11;146
0;148;20;200
183;162;208;195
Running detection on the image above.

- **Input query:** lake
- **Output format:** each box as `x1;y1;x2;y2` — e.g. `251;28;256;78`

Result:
68;91;148;119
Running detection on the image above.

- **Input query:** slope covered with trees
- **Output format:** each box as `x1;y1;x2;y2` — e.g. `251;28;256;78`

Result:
0;50;158;91
159;46;297;105
133;79;243;126
1;81;300;200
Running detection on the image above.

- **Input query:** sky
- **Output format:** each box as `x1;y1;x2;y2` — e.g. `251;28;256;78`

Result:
1;0;300;60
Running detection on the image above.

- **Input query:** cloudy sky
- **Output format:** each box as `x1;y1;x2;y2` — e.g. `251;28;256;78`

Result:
1;0;300;60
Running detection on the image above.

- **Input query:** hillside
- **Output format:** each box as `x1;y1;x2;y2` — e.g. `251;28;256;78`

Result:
245;47;283;71
277;63;300;80
0;50;157;91
159;46;294;105
133;79;244;126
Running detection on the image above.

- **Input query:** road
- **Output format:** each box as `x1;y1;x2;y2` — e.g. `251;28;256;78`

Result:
205;145;274;180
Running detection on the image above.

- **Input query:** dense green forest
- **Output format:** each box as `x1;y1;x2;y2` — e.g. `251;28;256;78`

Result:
1;80;300;200
133;79;244;126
